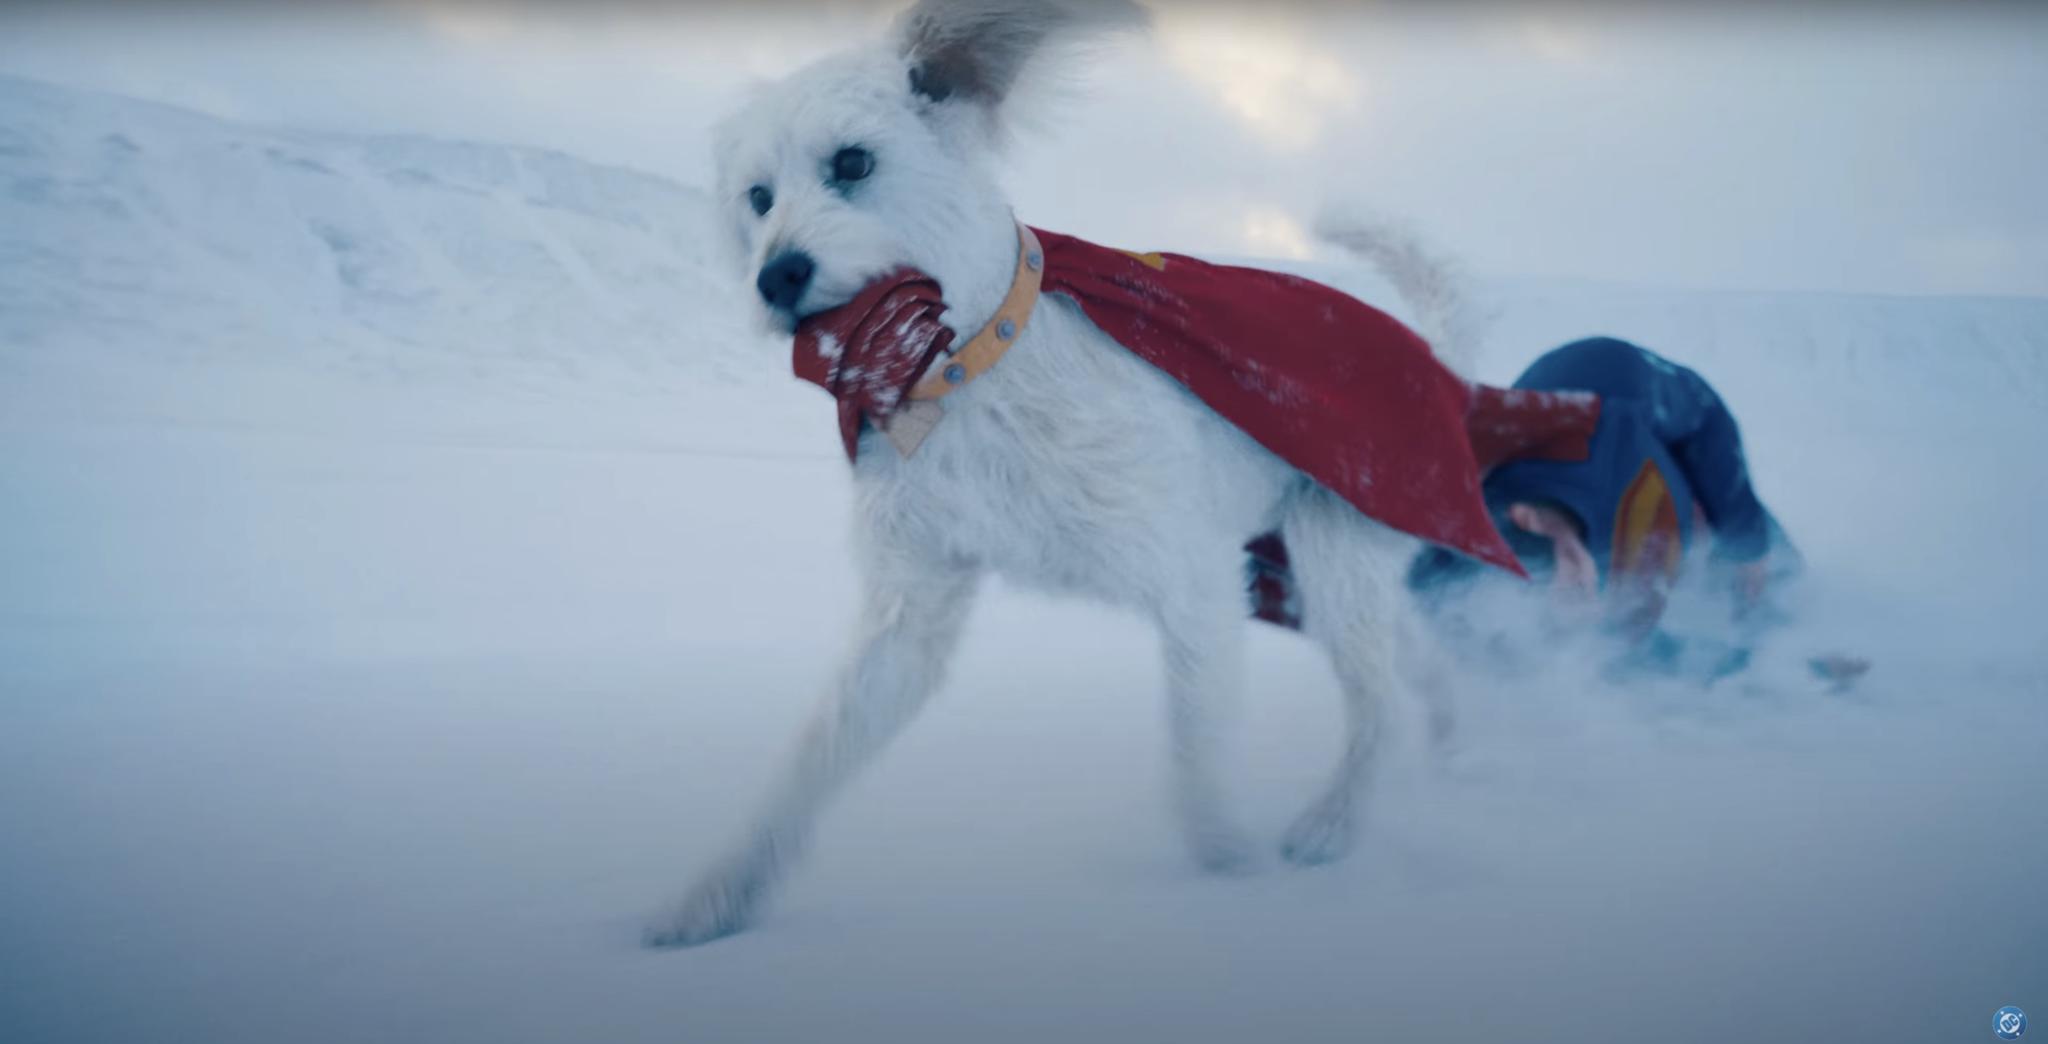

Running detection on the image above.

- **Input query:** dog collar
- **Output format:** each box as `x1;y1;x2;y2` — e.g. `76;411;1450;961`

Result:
906;221;1043;402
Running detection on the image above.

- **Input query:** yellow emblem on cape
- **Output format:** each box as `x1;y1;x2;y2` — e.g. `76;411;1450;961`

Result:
1119;249;1168;271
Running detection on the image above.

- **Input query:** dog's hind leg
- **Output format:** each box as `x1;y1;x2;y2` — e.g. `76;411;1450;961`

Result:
647;552;980;948
1402;609;1461;753
1273;486;1412;867
1152;561;1260;874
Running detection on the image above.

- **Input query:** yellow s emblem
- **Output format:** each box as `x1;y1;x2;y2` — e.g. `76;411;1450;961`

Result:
1612;459;1683;584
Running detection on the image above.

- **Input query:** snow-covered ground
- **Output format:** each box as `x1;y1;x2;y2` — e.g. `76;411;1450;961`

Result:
2;76;2044;1044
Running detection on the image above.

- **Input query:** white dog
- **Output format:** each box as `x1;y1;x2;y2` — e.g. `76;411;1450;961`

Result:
651;0;1466;948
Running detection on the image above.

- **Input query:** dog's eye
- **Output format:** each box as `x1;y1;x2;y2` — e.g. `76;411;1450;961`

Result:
747;185;773;217
831;147;874;185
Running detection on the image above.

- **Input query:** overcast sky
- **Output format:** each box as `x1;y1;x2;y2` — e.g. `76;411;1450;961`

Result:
3;1;2044;297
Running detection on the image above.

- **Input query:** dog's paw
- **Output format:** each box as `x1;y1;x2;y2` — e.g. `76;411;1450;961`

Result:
1279;796;1356;867
1186;826;1261;876
643;873;763;950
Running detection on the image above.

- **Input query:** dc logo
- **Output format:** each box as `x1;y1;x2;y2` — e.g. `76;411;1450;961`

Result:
1997;1006;2027;1039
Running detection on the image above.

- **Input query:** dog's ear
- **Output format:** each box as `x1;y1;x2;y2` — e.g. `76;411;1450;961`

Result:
897;0;1145;112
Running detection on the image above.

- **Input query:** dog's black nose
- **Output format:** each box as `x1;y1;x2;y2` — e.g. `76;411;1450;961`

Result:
756;251;816;314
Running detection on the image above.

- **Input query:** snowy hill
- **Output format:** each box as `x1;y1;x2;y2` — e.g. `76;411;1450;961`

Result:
2;76;2045;1044
0;74;754;385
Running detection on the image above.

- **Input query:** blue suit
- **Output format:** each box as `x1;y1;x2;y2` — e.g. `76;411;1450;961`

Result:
1482;337;1774;579
1408;338;1790;679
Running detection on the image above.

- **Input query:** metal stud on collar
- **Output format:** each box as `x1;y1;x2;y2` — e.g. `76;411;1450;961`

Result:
907;222;1042;404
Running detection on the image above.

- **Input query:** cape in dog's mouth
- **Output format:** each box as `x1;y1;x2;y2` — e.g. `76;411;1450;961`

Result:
790;268;958;458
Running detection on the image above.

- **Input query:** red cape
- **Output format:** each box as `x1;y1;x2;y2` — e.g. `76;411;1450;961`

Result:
794;228;1607;577
1030;229;1525;575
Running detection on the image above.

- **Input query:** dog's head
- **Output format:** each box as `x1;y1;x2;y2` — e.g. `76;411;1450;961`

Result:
713;0;1144;335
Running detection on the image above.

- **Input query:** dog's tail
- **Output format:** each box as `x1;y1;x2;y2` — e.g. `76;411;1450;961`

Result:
1314;212;1485;378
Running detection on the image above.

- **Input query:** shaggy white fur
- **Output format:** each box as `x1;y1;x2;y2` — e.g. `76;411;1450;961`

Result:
651;0;1459;948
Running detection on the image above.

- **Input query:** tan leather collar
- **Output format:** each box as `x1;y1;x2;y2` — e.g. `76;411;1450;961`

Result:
907;222;1042;402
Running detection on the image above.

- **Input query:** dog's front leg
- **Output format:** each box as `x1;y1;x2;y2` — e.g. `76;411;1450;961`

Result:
1156;578;1258;875
647;554;979;948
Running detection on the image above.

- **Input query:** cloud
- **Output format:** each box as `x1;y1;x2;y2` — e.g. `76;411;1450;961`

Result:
1239;207;1316;260
1154;8;1364;151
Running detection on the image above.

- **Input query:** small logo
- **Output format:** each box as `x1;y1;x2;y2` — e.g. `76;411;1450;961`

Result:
1997;1006;2027;1040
